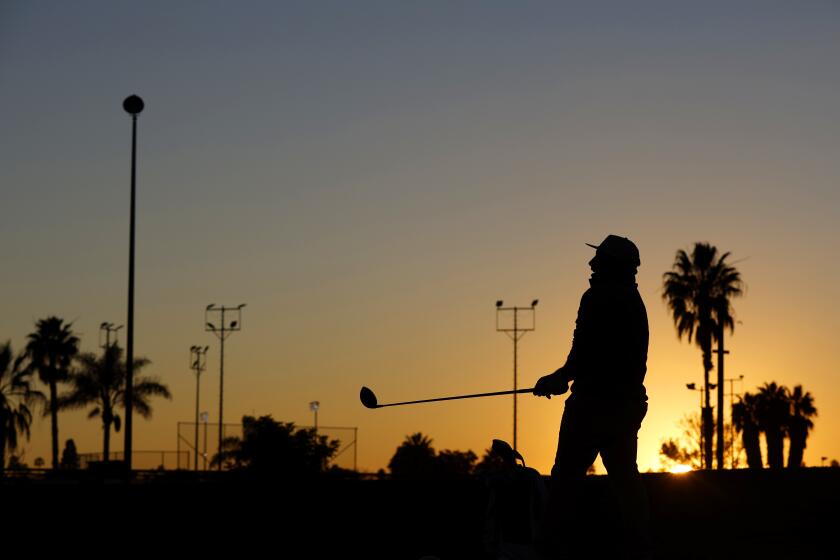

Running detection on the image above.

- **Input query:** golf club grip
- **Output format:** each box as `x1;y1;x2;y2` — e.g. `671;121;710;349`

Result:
378;387;536;408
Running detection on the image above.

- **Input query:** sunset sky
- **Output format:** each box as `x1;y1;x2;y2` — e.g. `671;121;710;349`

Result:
2;1;839;474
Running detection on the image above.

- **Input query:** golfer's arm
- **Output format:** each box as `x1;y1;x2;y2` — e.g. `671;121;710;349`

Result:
556;290;595;382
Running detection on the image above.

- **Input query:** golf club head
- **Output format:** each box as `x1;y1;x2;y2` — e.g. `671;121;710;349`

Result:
360;386;378;409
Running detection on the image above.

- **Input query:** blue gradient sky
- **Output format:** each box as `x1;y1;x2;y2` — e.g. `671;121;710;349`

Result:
2;1;839;473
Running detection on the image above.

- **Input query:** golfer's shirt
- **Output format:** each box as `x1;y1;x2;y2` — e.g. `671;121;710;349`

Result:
562;278;649;403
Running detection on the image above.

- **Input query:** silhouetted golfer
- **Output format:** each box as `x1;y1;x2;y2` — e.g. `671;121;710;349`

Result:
533;235;651;560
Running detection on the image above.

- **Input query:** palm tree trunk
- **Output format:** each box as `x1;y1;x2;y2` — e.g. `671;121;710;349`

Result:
103;420;111;461
50;380;59;469
743;424;762;469
765;429;784;469
787;425;806;468
703;362;714;469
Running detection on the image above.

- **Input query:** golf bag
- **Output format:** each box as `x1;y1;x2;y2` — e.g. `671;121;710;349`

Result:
483;439;547;559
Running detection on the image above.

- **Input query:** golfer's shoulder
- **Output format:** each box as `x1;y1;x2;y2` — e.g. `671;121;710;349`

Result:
580;285;611;306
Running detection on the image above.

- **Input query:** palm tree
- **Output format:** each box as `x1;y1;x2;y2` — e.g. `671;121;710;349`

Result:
61;344;171;461
787;385;817;468
732;392;762;469
388;432;436;479
1;342;45;476
754;382;790;469
25;316;79;469
662;242;743;468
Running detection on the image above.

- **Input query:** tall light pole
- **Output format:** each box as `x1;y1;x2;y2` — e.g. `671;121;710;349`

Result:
190;345;210;471
496;299;538;452
205;303;245;470
310;401;320;431
123;94;144;473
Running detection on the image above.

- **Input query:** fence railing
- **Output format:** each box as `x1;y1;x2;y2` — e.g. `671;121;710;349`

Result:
79;451;189;471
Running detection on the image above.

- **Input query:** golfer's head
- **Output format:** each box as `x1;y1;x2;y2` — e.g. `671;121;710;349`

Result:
587;235;640;274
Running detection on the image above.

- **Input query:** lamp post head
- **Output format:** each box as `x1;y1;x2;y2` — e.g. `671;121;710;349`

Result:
531;299;539;307
686;383;696;390
496;300;503;308
123;95;144;115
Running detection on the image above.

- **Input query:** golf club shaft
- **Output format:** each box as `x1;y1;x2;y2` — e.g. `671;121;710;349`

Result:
377;387;535;408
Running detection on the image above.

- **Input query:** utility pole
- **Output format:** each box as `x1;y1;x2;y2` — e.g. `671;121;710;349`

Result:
496;299;538;453
122;94;144;474
99;322;124;349
190;345;210;471
205;303;245;470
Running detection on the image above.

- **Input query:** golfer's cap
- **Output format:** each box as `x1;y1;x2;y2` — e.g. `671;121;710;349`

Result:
586;235;641;267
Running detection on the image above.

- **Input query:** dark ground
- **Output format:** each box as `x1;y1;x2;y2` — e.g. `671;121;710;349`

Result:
3;469;838;559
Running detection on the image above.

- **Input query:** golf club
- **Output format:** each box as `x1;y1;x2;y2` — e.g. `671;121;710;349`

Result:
359;385;536;409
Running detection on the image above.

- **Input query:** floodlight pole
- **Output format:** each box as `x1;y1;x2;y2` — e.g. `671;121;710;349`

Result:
190;345;209;471
310;401;320;431
201;411;209;470
496;300;538;452
123;94;144;474
206;303;245;470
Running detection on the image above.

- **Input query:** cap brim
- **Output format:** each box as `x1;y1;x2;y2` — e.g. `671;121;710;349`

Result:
585;243;599;249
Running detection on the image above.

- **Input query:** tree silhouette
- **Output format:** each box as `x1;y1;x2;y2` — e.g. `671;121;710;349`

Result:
60;438;80;469
25;317;79;469
211;415;339;475
474;447;508;477
754;382;790;469
659;413;739;471
0;341;44;477
61;344;170;460
732;392;763;469
787;385;817;468
388;433;480;479
388;432;437;479
662;243;743;468
436;449;478;478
